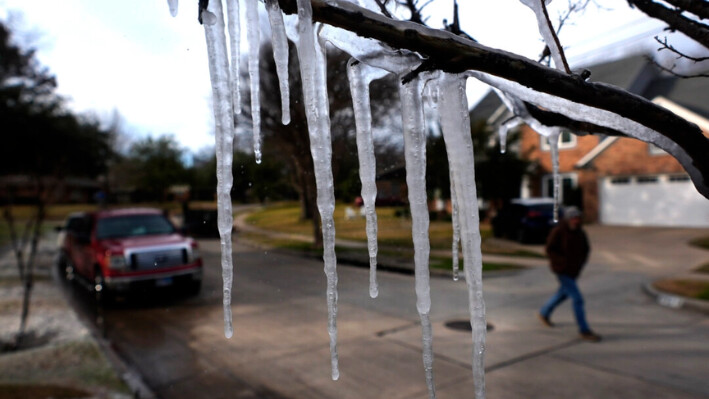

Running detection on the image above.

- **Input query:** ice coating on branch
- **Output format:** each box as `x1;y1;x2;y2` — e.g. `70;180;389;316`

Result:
245;0;262;163
167;0;178;17
319;24;421;74
266;0;291;125
346;59;388;298
226;0;242;116
548;132;561;222
400;75;436;399
519;0;566;72
203;0;235;339
438;73;486;399
294;0;339;381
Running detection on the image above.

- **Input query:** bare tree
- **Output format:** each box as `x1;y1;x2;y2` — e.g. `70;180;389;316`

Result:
268;0;709;200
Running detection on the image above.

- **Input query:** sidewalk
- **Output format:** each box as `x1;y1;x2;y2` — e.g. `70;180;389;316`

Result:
0;237;137;398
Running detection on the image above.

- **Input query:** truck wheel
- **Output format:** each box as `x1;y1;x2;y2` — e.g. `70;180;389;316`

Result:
186;280;202;297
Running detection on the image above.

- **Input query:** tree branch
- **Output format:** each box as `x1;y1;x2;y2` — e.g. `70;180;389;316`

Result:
654;36;709;62
662;0;709;21
276;0;709;198
627;0;709;50
645;55;709;79
539;0;571;73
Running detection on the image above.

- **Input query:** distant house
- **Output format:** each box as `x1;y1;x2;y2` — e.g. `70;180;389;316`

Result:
470;55;709;228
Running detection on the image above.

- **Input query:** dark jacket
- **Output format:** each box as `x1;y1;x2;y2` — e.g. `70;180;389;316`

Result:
545;220;590;278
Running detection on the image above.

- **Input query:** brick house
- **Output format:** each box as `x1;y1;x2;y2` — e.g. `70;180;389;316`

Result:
470;55;709;227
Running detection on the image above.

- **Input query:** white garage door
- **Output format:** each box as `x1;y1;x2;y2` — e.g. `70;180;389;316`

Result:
600;174;709;227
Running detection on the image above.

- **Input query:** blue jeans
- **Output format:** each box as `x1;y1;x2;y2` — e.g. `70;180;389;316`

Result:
540;274;591;333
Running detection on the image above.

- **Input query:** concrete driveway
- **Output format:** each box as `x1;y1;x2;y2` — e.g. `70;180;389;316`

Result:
583;225;709;275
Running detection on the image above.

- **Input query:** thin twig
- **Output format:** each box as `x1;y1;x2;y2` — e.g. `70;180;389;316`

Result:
646;55;709;78
373;0;393;19
540;0;571;73
655;36;709;62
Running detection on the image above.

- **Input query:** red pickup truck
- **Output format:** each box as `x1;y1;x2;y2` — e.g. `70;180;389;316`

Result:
58;208;203;299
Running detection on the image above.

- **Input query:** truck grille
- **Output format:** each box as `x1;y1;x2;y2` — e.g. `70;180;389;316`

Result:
127;246;189;270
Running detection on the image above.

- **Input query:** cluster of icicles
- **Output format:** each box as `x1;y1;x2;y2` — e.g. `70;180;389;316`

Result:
165;0;623;398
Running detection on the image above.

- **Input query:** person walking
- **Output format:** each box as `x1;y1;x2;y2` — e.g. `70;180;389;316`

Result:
538;206;601;342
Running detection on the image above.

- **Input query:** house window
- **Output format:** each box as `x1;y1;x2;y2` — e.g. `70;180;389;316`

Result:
669;174;690;183
542;173;579;205
541;131;576;151
637;176;659;184
648;144;667;156
610;177;631;185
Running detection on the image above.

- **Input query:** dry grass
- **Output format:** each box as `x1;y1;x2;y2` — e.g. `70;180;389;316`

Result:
245;201;491;250
654;279;709;301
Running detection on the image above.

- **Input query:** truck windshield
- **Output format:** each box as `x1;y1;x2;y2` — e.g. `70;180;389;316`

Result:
96;214;175;239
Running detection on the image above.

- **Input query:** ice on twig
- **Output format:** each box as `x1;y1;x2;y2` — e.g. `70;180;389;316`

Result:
203;0;235;339
519;0;567;72
294;0;339;381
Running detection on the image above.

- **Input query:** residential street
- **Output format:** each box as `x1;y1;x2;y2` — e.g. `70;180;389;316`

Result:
72;226;708;399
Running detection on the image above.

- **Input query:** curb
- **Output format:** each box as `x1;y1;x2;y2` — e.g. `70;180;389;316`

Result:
238;236;524;280
642;282;709;315
91;335;157;399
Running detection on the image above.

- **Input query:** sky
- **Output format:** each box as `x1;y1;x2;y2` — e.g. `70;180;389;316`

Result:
1;0;693;152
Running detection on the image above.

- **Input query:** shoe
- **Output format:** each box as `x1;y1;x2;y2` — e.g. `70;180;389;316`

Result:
538;313;554;327
580;331;602;342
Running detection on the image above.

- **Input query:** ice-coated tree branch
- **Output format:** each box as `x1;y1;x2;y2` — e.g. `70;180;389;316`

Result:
627;0;709;50
662;0;709;21
276;0;709;198
539;0;571;73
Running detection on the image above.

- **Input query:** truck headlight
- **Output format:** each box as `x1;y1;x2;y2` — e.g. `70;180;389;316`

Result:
187;248;201;263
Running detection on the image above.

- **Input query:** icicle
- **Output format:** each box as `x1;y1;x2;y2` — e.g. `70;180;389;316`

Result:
424;74;460;283
498;117;521;154
203;0;235;339
167;0;179;17
450;175;460;281
399;75;436;399
265;0;291;125
549;132;561;223
519;0;566;72
245;0;262;163
225;0;242;116
346;59;388;298
438;73;486;399
294;0;339;381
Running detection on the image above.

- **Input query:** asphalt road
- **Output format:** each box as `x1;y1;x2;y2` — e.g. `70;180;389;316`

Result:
69;227;709;399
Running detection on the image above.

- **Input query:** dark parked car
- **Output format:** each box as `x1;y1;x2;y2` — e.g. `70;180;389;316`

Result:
57;208;203;300
491;198;560;243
